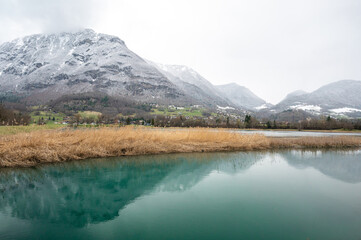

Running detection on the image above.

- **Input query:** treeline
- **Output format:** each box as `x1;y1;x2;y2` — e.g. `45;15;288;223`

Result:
148;115;361;130
294;116;361;130
0;104;31;126
68;113;361;131
151;115;258;128
4;100;360;131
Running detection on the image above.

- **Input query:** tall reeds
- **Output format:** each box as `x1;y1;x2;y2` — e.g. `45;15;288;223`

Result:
0;126;360;167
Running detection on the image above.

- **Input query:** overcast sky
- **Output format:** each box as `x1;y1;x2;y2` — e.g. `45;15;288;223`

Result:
0;0;360;104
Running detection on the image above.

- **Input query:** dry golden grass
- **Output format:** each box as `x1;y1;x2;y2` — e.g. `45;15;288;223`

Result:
0;126;360;167
269;136;361;149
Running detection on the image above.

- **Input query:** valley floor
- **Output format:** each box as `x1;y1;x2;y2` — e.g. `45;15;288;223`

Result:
0;126;361;168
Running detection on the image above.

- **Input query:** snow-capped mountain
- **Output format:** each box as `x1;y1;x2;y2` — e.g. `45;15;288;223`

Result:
149;62;233;108
215;83;270;111
0;29;189;105
273;80;361;118
0;29;261;110
1;29;360;119
283;90;308;100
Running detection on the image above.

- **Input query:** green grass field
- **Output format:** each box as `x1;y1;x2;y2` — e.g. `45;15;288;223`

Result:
30;111;66;124
0;124;65;136
77;111;102;121
151;107;205;117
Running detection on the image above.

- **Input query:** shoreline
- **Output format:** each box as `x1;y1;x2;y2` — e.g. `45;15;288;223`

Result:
1;127;360;168
1;125;361;137
237;128;361;133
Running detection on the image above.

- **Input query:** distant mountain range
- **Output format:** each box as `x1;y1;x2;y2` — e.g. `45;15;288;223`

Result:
269;80;361;118
149;62;232;108
0;29;360;118
215;83;271;110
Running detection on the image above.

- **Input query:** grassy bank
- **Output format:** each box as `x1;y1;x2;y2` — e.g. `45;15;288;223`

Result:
0;127;360;168
0;124;65;136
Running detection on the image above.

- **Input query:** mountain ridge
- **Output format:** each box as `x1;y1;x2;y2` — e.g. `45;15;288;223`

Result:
215;83;270;111
0;29;360;119
0;29;189;105
272;79;361;118
148;61;235;108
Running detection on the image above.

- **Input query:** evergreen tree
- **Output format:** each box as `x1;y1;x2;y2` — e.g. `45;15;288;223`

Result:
245;115;252;128
273;120;277;129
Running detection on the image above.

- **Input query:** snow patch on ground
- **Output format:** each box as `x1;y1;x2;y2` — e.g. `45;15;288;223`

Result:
217;105;235;110
290;105;322;112
21;66;28;74
57;62;66;71
330;107;361;113
255;104;268;110
49;41;54;55
16;38;24;47
158;63;168;72
67;48;75;56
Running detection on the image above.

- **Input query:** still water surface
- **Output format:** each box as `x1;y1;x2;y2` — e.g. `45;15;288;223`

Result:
237;129;361;137
1;150;361;240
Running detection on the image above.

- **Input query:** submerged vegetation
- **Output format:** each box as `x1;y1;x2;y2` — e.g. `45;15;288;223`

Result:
0;126;360;168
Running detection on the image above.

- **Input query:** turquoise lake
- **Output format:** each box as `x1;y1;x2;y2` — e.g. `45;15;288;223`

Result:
1;150;361;240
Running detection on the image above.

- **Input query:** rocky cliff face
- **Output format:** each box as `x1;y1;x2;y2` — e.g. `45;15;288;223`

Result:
0;29;188;105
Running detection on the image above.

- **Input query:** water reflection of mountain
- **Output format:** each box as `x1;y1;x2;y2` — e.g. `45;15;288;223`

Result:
0;152;263;227
155;152;263;192
282;150;361;183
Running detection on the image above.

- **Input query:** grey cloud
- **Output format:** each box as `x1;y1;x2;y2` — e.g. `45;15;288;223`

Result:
0;0;361;104
0;0;99;42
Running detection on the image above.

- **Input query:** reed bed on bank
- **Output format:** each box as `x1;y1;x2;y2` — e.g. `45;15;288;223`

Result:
269;136;361;149
0;126;360;167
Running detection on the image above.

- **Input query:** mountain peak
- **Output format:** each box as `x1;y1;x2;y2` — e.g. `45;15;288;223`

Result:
285;90;308;99
219;82;240;87
216;83;266;110
149;61;232;107
274;79;361;118
217;83;250;91
0;30;183;105
4;29;126;50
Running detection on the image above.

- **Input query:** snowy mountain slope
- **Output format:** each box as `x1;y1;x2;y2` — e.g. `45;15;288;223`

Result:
281;90;308;102
149;62;234;108
0;29;191;105
215;83;269;110
273;80;361;117
1;29;359;118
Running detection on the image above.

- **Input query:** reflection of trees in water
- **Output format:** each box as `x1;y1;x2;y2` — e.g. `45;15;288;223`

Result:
155;152;264;192
282;150;361;183
0;152;263;227
0;158;174;227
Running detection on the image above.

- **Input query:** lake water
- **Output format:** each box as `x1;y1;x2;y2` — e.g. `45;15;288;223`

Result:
1;150;361;240
237;130;361;137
